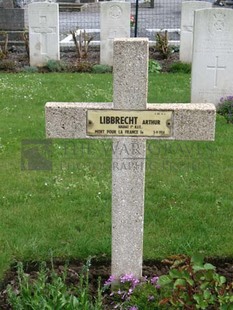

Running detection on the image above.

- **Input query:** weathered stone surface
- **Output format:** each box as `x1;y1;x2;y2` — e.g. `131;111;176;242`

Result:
28;2;60;67
179;1;212;63
191;8;233;105
45;38;216;280
46;102;215;141
111;38;147;279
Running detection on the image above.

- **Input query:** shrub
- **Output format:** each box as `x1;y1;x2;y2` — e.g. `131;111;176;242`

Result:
148;59;162;73
155;30;172;59
71;60;93;72
71;29;93;59
22;30;29;58
217;96;233;124
0;59;16;71
46;59;67;72
0;31;8;59
92;64;112;73
169;61;191;74
157;254;233;309
22;65;38;73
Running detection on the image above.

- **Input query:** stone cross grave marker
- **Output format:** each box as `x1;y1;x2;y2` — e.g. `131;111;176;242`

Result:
45;38;216;279
179;1;212;63
28;2;60;67
191;8;233;105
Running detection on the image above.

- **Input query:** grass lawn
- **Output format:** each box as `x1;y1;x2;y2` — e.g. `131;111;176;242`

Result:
0;72;232;280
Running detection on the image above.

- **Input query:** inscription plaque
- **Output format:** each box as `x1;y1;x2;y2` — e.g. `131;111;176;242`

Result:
87;110;173;137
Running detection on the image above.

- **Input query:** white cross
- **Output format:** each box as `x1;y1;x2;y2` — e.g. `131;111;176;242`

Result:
207;55;226;88
32;16;56;54
45;38;216;279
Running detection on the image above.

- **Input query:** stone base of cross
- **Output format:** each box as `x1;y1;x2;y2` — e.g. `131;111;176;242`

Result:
45;38;216;279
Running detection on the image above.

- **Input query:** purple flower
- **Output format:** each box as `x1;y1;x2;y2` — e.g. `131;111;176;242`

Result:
129;307;138;310
148;295;155;301
151;276;159;285
220;95;233;104
120;273;134;283
104;275;116;286
128;288;133;295
151;276;160;288
120;273;140;288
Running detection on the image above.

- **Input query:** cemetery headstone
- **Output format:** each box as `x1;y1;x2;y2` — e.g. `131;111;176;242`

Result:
45;38;216;279
179;1;212;63
100;1;130;66
28;2;60;67
191;8;233;105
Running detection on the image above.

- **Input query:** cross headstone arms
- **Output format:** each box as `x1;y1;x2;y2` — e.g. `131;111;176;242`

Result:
45;38;216;279
46;102;216;141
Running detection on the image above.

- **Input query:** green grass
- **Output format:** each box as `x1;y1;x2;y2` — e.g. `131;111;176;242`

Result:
0;72;233;279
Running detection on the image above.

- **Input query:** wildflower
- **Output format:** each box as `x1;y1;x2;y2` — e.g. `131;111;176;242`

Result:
104;275;116;286
120;273;134;283
129;307;138;310
151;276;160;288
151;276;159;285
128;288;133;295
120;274;139;288
148;295;155;301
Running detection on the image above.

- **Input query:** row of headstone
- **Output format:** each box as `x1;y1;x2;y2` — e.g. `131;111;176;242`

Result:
180;1;233;105
28;1;130;67
27;1;233;106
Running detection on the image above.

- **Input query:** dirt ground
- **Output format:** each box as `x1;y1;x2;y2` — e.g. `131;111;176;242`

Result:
0;45;180;73
0;256;233;309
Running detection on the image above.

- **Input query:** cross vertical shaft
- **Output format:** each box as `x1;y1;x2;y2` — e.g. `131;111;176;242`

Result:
45;39;216;282
207;56;226;88
111;39;148;279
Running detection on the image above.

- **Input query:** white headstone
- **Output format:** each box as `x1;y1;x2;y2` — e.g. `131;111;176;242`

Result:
45;38;216;279
179;1;212;63
100;1;130;66
28;2;60;67
191;8;233;105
